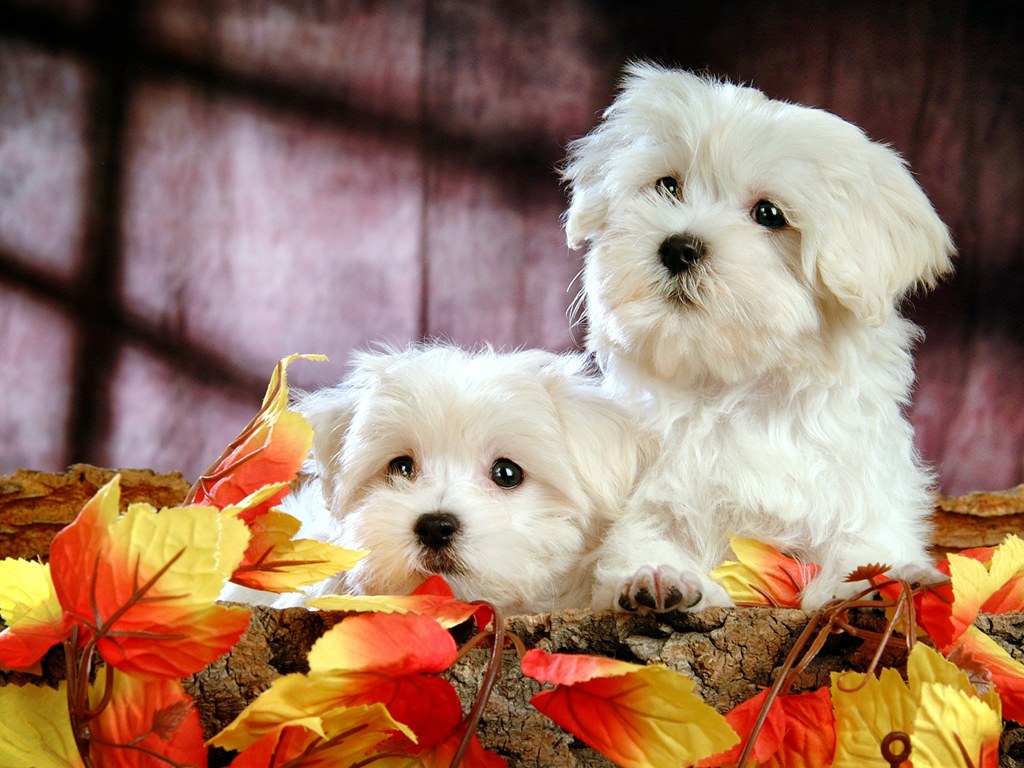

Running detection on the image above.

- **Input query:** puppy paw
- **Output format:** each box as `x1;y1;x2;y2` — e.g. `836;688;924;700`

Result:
616;564;703;613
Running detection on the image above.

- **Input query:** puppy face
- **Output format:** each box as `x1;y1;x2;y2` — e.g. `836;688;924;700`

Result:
564;64;954;384
300;345;644;614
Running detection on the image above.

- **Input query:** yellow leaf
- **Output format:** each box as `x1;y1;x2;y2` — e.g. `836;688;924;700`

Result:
230;509;367;592
0;682;83;767
947;534;1024;644
907;641;978;701
910;683;1001;768
0;559;68;668
831;668;914;766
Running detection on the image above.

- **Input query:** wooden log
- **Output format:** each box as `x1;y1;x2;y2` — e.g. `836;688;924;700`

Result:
2;467;1023;765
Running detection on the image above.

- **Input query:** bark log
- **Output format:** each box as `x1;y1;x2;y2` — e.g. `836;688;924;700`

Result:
2;467;1024;766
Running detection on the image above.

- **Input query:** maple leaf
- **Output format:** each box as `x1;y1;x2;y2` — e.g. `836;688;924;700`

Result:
946;625;1024;724
365;726;508;768
697;686;835;767
48;476;252;679
708;537;820;607
229;508;367;593
832;643;1001;767
0;681;83;767
88;667;207;768
310;575;493;629
0;558;70;669
916;535;1024;652
187;354;326;522
211;612;462;754
521;649;738;768
227;703;409;768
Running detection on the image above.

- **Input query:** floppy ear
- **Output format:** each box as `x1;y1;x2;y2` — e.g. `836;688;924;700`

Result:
562;134;613;249
293;384;358;504
802;137;955;326
537;354;653;519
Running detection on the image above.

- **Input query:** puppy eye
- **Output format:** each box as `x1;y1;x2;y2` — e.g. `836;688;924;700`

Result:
656;176;682;200
387;455;416;480
490;458;524;489
753;200;787;229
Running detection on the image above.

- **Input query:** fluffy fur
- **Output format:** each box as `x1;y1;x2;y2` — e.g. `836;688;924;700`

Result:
249;344;646;615
563;64;955;612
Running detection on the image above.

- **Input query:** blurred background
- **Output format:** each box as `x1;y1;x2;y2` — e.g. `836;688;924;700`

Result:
0;0;1021;494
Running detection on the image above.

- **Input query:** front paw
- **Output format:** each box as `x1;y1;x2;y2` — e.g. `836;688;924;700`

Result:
616;564;703;613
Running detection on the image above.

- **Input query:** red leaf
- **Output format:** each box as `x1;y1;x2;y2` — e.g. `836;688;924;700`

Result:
699;687;835;767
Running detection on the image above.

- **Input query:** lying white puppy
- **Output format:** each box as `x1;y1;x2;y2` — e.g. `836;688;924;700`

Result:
562;64;955;612
236;344;645;615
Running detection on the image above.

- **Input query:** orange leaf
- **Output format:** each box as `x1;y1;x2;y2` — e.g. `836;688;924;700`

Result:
709;537;820;607
89;667;207;767
48;477;251;678
522;650;738;768
226;703;410;768
187;354;326;521
918;536;1024;652
0;559;70;669
310;575;493;629
213;612;462;754
698;687;835;767
948;625;1024;724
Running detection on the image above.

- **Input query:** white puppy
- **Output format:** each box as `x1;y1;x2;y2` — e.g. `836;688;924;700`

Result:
563;64;955;613
266;344;645;615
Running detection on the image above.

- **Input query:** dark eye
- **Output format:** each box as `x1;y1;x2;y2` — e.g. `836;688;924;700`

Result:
490;458;524;489
387;455;416;480
656;176;681;200
753;200;787;229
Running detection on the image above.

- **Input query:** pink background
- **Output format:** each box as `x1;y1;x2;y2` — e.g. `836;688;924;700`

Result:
1;1;1021;494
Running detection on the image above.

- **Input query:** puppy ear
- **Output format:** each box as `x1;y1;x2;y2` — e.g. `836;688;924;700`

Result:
802;137;955;326
562;136;613;249
293;384;357;503
537;355;651;517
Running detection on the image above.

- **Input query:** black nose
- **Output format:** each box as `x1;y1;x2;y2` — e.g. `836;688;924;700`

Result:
414;512;461;551
659;234;706;275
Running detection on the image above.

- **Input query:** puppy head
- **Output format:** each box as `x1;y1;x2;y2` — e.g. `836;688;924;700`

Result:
563;63;954;383
298;344;645;614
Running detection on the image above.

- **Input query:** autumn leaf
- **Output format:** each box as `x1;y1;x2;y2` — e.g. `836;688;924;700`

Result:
522;649;738;768
230;508;367;592
187;354;326;521
709;537;820;607
946;625;1024;724
227;703;410;768
0;681;83;767
0;558;70;669
832;643;1002;767
698;686;835;767
365;727;508;768
212;612;462;754
310;575;492;629
48;476;252;678
88;667;207;768
916;535;1024;652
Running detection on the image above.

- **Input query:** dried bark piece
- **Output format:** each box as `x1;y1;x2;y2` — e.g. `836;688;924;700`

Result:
0;464;191;560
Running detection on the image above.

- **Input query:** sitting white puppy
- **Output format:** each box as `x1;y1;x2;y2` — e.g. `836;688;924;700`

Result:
264;344;645;615
562;64;955;612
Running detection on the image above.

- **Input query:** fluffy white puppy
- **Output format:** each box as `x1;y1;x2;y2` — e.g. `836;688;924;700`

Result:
259;344;645;615
563;64;955;613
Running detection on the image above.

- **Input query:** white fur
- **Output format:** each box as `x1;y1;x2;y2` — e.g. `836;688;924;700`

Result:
563;64;955;612
246;344;645;615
